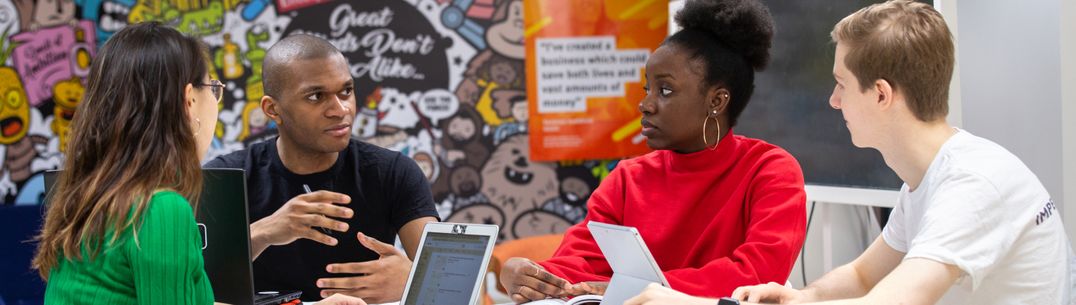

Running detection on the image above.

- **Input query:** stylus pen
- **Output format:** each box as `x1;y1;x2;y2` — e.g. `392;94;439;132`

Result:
302;184;333;236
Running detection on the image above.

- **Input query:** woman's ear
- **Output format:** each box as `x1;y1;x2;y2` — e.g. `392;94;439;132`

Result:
184;83;196;119
710;87;731;115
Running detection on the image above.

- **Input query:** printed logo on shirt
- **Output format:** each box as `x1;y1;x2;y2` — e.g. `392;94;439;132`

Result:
1035;200;1057;226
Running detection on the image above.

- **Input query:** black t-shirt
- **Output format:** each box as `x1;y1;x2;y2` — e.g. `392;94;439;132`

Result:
204;137;438;300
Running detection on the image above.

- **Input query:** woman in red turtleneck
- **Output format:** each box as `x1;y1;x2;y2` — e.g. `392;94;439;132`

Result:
499;0;806;302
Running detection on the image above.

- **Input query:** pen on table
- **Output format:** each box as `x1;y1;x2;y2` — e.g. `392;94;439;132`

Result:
302;184;332;235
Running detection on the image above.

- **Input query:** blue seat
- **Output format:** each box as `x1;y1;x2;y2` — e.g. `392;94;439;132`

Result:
0;204;47;305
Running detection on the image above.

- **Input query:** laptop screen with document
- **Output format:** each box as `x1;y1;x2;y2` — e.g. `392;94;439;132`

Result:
400;223;498;305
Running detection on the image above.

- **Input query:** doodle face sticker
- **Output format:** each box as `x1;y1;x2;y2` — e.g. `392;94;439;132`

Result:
560;176;591;205
0;69;29;145
489;59;517;86
512;210;572;239
98;1;131;34
177;1;224;35
445;203;505;228
83;0;133;43
413;151;437;181
0;84;30;146
485;0;523;59
510;97;527;121
481;135;558;240
51;77;83;151
31;0;76;30
450;165;482;197
447;114;475;142
438;105;490;169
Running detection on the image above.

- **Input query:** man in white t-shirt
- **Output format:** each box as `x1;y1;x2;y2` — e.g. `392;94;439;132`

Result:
624;1;1075;305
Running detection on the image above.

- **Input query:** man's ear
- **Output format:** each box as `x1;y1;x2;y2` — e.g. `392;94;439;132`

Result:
875;78;895;110
261;95;281;124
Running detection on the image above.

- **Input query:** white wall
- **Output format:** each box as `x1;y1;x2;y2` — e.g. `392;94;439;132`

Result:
1062;0;1076;244
936;0;962;128
956;0;1069;242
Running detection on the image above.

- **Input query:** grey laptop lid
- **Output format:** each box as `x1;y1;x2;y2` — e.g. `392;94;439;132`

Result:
587;221;670;305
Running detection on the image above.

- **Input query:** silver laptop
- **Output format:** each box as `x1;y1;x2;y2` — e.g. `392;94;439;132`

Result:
399;222;499;305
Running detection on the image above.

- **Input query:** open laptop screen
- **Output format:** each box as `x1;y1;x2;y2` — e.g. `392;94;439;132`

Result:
402;231;491;305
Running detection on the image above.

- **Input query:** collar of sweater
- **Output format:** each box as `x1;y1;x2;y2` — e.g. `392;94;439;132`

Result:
660;130;742;174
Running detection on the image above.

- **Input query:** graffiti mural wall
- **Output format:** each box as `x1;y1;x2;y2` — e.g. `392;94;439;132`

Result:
0;0;619;241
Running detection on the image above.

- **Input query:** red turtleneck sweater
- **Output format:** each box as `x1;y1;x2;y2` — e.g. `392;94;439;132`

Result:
538;132;807;298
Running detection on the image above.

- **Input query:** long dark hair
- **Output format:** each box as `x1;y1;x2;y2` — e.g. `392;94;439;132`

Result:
33;22;209;278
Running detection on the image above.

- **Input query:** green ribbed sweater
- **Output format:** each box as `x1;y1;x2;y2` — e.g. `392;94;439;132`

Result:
44;191;214;305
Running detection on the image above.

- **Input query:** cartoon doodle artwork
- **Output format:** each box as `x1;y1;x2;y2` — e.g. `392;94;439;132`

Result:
76;0;134;45
0;0;19;35
0;25;29;147
542;165;599;223
127;1;174;26
352;86;381;138
0;27;49;200
237;100;271;141
11;21;97;107
484;0;521;59
215;33;244;79
437;104;488;169
440;0;490;50
0;0;627;243
50;76;82;152
0;67;31;145
14;0;77;31
474;134;561;240
176;1;223;35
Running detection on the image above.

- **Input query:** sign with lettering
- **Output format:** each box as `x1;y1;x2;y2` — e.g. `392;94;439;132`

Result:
283;2;450;100
525;0;666;160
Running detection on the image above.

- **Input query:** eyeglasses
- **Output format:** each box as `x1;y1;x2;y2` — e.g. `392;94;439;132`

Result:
200;79;226;104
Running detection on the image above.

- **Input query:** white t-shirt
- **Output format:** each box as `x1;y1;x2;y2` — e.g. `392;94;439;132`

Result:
882;129;1075;305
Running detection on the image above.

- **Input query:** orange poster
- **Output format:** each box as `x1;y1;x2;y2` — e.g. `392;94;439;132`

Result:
525;0;667;161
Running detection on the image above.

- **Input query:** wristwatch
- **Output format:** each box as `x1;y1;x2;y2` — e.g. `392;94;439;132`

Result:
717;297;740;305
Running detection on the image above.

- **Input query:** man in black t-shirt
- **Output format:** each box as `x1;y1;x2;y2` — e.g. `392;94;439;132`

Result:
204;34;439;303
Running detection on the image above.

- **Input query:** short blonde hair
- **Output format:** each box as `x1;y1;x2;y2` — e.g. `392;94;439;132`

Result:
831;0;954;122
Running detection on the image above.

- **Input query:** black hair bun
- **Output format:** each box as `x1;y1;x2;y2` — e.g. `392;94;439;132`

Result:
675;0;774;70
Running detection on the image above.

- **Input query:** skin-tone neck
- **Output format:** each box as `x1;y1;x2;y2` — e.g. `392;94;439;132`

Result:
276;134;339;175
874;116;956;191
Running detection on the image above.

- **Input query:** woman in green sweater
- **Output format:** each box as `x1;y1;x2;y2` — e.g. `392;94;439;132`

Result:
31;22;364;305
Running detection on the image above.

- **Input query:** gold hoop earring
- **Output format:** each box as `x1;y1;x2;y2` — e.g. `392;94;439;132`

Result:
194;118;202;136
701;110;721;151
